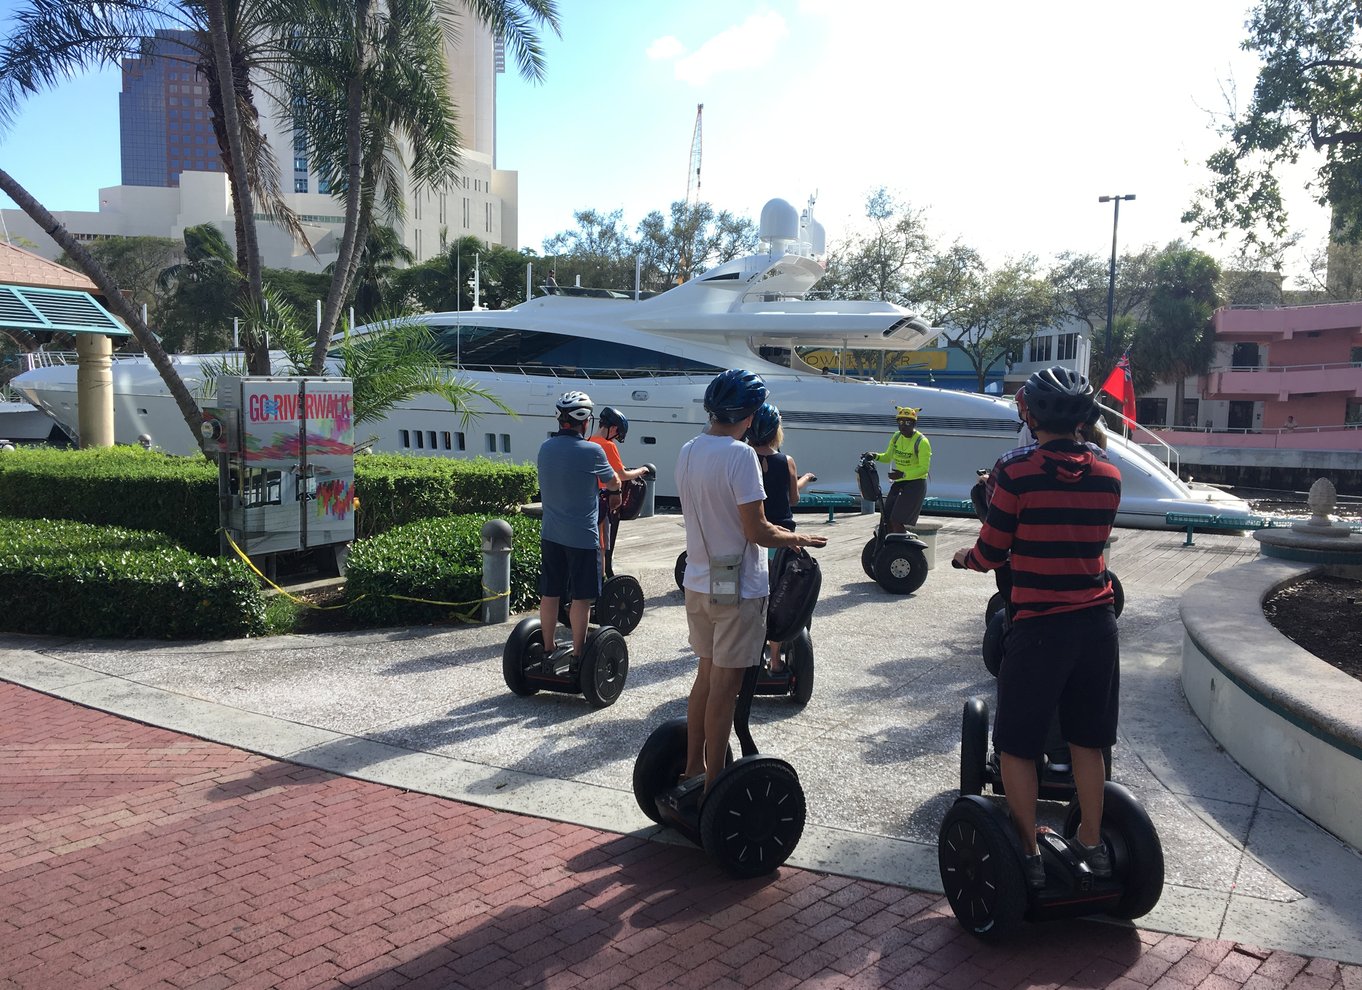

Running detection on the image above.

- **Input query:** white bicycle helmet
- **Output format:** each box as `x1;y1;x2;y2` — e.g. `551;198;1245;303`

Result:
555;390;594;422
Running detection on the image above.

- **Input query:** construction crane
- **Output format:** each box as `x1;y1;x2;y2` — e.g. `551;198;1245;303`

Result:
685;103;703;206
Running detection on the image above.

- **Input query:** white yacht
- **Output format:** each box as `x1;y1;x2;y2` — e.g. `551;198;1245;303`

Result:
12;200;1248;527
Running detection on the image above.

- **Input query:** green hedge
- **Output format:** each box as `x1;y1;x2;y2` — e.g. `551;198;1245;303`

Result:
343;513;542;627
0;517;266;639
0;447;218;553
0;447;538;549
351;454;538;539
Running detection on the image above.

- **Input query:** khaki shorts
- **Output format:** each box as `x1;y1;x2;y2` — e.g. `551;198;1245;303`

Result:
684;590;768;669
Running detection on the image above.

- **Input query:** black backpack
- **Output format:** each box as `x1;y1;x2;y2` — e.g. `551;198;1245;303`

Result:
617;478;647;520
766;546;822;642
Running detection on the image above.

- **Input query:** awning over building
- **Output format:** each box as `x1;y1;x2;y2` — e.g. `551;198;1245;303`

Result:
0;284;129;337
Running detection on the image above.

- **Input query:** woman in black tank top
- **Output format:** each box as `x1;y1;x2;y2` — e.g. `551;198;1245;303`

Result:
747;404;817;672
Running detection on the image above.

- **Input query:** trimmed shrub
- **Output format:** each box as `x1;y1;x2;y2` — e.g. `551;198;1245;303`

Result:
0;517;266;639
0;447;538;548
351;455;538;539
344;513;541;627
0;447;218;553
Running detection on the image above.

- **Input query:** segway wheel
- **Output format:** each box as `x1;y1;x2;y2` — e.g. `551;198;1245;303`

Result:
787;628;814;706
502;616;542;697
982;609;1007;677
1109;570;1125;618
860;538;877;580
579;626;629;709
938;795;1028;939
1063;781;1164;921
674;551;687;592
959;698;989;796
596;575;645;636
984;592;1006;629
873;542;928;595
633;718;688;823
699;757;805;878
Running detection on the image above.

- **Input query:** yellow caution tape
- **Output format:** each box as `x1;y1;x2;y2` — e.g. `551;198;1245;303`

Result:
223;531;511;618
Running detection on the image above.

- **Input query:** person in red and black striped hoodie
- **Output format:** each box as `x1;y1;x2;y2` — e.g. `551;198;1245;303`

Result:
952;366;1121;891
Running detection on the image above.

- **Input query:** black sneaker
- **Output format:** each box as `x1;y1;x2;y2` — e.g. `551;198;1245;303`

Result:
1077;838;1112;878
1023;853;1046;890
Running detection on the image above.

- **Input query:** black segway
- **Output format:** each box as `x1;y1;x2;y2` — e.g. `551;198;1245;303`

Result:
938;779;1164;939
856;453;928;595
958;697;1112;803
502;616;629;709
560;575;644;636
633;664;806;878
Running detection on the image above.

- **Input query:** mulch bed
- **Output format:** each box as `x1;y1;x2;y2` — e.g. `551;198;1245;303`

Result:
1263;576;1362;682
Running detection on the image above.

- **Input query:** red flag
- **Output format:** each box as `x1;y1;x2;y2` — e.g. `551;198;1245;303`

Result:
1099;352;1137;427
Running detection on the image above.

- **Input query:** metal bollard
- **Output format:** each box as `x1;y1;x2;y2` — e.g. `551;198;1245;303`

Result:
480;519;513;624
639;463;657;518
861;499;874;515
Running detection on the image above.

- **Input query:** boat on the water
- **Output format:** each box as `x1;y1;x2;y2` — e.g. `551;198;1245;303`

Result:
11;200;1249;527
0;384;58;442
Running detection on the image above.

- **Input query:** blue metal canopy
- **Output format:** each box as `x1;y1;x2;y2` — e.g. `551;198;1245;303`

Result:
0;284;129;336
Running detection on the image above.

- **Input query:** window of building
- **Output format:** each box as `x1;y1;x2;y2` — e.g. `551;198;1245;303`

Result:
413;194;421;221
414;228;422;261
1136;397;1167;425
294;178;308;193
438;195;446;224
485;433;496;452
1347;399;1362;425
414;430;425;449
486;203;492;232
1180;398;1200;429
1056;332;1078;361
399;429;410;447
426;430;437;449
440;431;452;450
1351;346;1362;366
463;198;470;227
1030;336;1052;362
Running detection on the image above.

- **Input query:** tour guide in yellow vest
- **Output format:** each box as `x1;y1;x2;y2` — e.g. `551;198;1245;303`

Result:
870;406;932;531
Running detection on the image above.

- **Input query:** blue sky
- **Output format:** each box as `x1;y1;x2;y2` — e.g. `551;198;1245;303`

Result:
0;1;1334;281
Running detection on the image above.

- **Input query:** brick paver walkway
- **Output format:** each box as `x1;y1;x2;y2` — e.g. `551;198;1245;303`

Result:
2;682;1359;990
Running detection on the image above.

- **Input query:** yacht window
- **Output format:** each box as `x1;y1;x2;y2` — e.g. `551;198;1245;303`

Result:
436;326;721;376
399;429;410;448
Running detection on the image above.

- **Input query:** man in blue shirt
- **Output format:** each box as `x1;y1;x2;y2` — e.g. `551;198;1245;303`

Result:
537;391;621;657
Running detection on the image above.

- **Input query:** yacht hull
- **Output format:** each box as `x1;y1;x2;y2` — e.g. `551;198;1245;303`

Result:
12;361;1250;528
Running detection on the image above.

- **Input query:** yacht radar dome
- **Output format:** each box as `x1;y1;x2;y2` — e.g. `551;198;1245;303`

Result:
760;199;800;253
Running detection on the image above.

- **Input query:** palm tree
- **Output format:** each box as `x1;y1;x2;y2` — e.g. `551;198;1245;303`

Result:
0;0;315;372
333;225;415;322
288;0;561;371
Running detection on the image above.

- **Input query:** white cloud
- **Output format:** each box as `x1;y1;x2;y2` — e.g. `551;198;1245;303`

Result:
673;11;788;86
646;35;686;61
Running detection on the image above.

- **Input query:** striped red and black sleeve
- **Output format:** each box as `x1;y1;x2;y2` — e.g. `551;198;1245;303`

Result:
963;444;1121;620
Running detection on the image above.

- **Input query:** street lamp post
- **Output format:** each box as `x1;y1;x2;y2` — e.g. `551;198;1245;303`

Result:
1098;194;1136;365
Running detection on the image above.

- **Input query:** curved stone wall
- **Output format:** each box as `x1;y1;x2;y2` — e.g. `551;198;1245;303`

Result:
1180;558;1362;851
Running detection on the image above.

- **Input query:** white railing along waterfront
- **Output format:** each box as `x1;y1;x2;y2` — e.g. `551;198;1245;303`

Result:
1102;400;1181;476
1215;360;1362;374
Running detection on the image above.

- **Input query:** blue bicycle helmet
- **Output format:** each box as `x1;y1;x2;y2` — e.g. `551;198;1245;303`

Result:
704;368;768;424
747;402;781;447
598;406;629;440
1021;366;1095;430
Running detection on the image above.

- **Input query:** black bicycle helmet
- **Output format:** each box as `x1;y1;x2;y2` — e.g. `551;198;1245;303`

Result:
704;368;768;424
555;390;594;422
748;402;781;447
1021;366;1095;430
598;406;629;440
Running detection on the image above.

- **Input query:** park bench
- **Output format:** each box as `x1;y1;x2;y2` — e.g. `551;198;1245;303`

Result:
796;491;864;523
1166;511;1268;547
922;497;978;516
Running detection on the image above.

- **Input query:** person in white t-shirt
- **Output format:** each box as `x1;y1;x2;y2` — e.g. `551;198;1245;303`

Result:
676;369;828;795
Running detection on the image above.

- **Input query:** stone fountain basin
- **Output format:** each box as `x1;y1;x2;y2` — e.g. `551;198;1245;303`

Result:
1181;558;1362;850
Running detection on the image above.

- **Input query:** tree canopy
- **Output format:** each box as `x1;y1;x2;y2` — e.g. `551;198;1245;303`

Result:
1184;0;1362;245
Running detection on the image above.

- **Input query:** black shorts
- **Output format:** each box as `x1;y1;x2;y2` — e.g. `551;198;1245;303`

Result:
538;539;601;602
992;605;1119;760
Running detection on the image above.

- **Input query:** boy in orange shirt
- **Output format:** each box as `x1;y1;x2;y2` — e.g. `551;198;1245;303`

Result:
589;407;651;578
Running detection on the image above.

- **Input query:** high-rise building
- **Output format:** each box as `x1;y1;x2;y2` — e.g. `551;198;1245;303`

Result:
119;30;224;189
